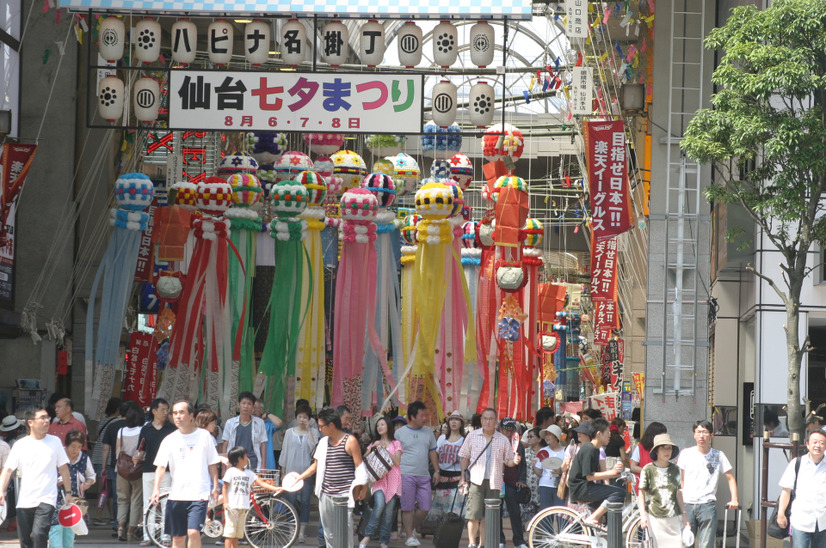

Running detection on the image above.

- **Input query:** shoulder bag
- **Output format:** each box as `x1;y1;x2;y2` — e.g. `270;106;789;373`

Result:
363;443;394;483
767;457;801;539
116;438;145;481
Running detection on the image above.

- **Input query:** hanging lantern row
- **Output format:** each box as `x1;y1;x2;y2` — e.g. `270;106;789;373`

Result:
98;76;162;123
98;17;496;69
430;79;496;128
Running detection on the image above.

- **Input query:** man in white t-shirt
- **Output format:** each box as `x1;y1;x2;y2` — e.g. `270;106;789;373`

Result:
0;407;73;548
677;420;739;548
776;429;826;548
151;401;221;548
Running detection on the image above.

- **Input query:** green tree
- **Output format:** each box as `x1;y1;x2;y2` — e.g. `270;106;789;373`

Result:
682;0;826;436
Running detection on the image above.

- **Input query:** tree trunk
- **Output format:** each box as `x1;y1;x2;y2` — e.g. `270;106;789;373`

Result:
785;277;804;437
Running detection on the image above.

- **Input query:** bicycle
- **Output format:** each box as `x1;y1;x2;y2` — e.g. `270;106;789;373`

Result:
526;471;650;548
144;469;300;548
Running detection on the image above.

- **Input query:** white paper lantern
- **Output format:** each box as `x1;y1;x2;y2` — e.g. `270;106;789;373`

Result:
98;17;125;63
431;80;457;127
171;20;197;65
432;20;458;68
397;21;422;68
322;20;349;67
469;21;495;68
244;21;270;65
280;19;307;66
469;80;495;127
360;20;385;67
98;76;124;122
208;20;234;65
135;19;161;64
133;77;160;123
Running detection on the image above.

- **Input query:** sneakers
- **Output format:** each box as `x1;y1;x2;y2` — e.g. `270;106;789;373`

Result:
405;536;421;546
517;544;529;548
468;544;478;548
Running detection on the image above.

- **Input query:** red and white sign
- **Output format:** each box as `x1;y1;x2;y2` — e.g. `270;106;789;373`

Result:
584;120;632;239
590;235;618;302
590;392;619;420
123;332;158;407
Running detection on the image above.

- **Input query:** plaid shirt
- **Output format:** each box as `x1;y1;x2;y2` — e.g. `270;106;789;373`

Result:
459;429;515;490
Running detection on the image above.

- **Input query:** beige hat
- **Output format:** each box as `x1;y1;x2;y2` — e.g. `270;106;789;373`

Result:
649;433;680;461
540;424;563;442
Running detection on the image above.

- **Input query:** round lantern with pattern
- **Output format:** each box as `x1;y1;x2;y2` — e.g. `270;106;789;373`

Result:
469;81;495;127
449;153;473;190
492;175;528;202
281;19;307;66
361;172;396;209
445;181;464;217
227;173;263;209
430;159;451;180
244;21;270;65
98;17;125;62
257;165;278;193
322;20;349;67
218;152;259;177
421;121;462;159
303;133;344;156
360;20;385;67
331;149;367;190
171;20;197;65
462;220;478;248
174;181;198;210
340;188;378;221
270;180;310;217
523;217;544;247
469;21;495;68
372;158;394;177
196;177;234;216
295;170;327;206
431;80;457;127
135;19;161;64
400;214;421;245
275;151;314;183
397;21;422;68
415;181;453;219
365;134;405;157
98;76;124;122
208;20;234;65
247;132;288;165
482;123;525;163
313;156;334;180
133;78;160;123
432;20;458;68
387;153;420;196
114;173;154;211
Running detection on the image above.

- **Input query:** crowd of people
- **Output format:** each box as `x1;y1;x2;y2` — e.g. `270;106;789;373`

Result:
3;392;826;548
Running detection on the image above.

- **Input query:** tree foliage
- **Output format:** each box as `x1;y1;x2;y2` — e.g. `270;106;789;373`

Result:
682;0;826;435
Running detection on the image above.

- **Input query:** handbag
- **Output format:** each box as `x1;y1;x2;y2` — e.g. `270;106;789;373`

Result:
515;485;531;505
363;444;394;483
116;438;145;481
767;457;801;539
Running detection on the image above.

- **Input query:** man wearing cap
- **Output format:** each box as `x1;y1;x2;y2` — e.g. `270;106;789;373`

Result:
458;408;521;548
568;418;625;526
499;417;528;548
677;420;738;548
0;407;74;548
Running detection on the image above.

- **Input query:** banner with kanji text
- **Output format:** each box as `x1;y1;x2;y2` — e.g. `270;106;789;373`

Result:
593;300;620;345
590;234;618;303
123;332;158;408
583;120;632;239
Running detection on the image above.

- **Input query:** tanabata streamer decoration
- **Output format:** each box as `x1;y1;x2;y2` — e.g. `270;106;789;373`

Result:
460;220;483;412
246;132;288;165
410;181;476;420
332;188;381;417
361;173;401;412
162;177;235;415
85;173;154;419
275;151;314;183
387;153;420;196
483;123;525;163
258;180;311;416
303;133;344;156
295;170;328;410
397;213;420;405
421;121;462;159
225;173;263;394
520;217;544;418
332;149;368;191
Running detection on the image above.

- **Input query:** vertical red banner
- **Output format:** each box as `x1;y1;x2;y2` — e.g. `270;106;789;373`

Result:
584;120;632;238
123;332;158;408
593;300;620;345
590;234;618;302
134;202;156;283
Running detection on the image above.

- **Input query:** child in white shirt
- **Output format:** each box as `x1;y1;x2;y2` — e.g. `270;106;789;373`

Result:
221;446;279;548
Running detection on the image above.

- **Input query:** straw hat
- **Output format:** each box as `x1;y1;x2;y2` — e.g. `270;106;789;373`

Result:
649;433;680;461
0;416;22;432
540;424;563;441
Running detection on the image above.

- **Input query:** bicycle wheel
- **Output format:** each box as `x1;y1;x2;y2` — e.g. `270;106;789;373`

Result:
527;506;589;548
625;517;651;548
244;495;299;548
203;503;224;538
144;493;172;548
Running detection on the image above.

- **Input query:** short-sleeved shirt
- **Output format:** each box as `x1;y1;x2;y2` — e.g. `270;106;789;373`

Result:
154;428;221;501
779;455;826;533
458;429;514;490
222;416;268;471
102;418;125;468
370;440;402;498
395;425;437;477
568;442;600;502
436;435;464;472
48;416;88;450
223;467;258;510
677;446;732;504
639;462;682;518
535;446;566;488
4;434;70;508
139;422;177;473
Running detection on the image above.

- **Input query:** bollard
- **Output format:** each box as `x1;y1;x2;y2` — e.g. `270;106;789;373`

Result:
485;498;501;548
331;495;350;548
606;501;624;548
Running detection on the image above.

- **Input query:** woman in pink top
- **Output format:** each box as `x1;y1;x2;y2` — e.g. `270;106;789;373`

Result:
359;417;402;548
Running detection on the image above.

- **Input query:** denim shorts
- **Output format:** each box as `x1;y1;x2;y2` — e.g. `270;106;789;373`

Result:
165;500;207;538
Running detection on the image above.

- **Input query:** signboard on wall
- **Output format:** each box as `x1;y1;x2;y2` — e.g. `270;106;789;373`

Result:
168;71;423;133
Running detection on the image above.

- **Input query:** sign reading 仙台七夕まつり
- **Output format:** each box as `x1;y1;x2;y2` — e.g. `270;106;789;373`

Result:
169;71;422;134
